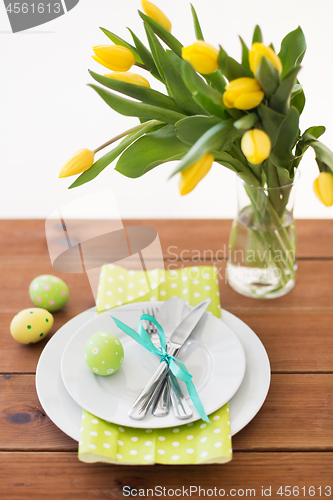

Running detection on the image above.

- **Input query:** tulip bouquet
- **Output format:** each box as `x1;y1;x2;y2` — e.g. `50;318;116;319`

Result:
59;1;333;298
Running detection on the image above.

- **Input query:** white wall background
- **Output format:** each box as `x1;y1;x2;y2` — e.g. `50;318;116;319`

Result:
1;0;333;219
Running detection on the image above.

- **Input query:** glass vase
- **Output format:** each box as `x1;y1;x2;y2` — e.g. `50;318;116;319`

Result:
227;174;298;299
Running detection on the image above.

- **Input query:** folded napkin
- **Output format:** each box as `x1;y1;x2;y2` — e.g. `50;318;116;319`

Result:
78;265;232;465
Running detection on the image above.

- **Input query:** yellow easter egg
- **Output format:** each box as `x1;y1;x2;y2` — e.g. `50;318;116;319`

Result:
10;308;54;344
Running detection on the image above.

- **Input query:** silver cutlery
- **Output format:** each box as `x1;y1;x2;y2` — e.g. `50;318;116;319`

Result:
144;304;192;419
128;298;211;420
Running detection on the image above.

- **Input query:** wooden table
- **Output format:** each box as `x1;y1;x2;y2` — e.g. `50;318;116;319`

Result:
1;219;332;499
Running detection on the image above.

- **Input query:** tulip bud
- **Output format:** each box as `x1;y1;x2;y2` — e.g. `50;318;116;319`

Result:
182;41;219;75
92;45;135;72
59;149;95;178
223;78;264;110
104;72;150;88
249;43;283;75
241;129;271;165
179;153;214;196
141;0;172;32
313;172;333;207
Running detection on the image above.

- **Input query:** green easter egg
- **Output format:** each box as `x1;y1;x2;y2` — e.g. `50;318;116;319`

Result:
84;331;124;376
10;308;54;344
29;275;69;312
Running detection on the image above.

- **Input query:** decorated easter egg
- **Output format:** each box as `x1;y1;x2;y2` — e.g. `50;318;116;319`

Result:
10;308;54;344
29;275;69;312
84;331;124;376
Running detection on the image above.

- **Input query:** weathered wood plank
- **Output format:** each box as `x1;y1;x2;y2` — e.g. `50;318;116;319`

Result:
0;374;76;451
0;452;332;500
227;310;333;373
211;260;333;311
0;262;94;313
1;259;333;314
233;374;333;451
0;313;77;373
1;220;333;260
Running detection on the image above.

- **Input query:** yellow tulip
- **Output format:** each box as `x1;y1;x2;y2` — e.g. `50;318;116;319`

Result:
104;72;150;88
249;43;283;75
92;45;135;72
182;41;219;75
141;0;172;32
313;172;333;207
179;153;214;195
223;77;264;110
59;149;94;178
241;129;271;165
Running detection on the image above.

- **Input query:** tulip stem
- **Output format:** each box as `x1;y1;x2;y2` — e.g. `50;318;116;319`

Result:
93;120;161;154
135;62;148;70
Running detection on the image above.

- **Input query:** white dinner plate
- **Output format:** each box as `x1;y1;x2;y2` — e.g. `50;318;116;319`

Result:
60;306;246;429
36;305;270;439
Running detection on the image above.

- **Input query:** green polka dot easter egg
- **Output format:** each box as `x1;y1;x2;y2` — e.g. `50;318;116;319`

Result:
10;308;54;344
84;331;124;376
29;275;69;312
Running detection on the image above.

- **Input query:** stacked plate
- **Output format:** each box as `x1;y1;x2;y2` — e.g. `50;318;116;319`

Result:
36;302;271;438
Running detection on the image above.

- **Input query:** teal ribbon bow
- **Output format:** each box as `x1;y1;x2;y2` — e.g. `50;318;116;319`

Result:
112;314;210;424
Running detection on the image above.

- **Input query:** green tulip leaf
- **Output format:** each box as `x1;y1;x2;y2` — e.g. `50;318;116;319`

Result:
170;121;235;176
264;159;293;215
99;28;142;64
218;46;228;70
315;157;326;173
255;56;280;98
218;47;248;81
69;121;160;188
175;115;235;145
181;61;227;119
270;65;301;115
308;140;333;172
233;113;259;130
115;125;189;178
175;115;222;145
205;71;227;93
239;36;253;77
252;25;263;44
225;58;248;81
139;11;183;57
127;28;163;82
190;4;204;40
264;160;282;211
278;26;306;79
302;126;326;142
270;106;299;170
89;71;182;113
144;24;166;80
89;84;185;124
290;87;305;115
145;26;206;116
293;124;315;168
258;104;284;145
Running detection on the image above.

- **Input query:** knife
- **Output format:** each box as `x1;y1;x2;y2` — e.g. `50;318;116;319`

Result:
128;298;211;420
152;298;192;418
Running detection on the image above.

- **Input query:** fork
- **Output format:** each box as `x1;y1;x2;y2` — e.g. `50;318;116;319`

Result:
143;308;192;419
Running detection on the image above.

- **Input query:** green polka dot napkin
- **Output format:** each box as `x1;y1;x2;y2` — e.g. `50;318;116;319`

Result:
78;265;232;465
